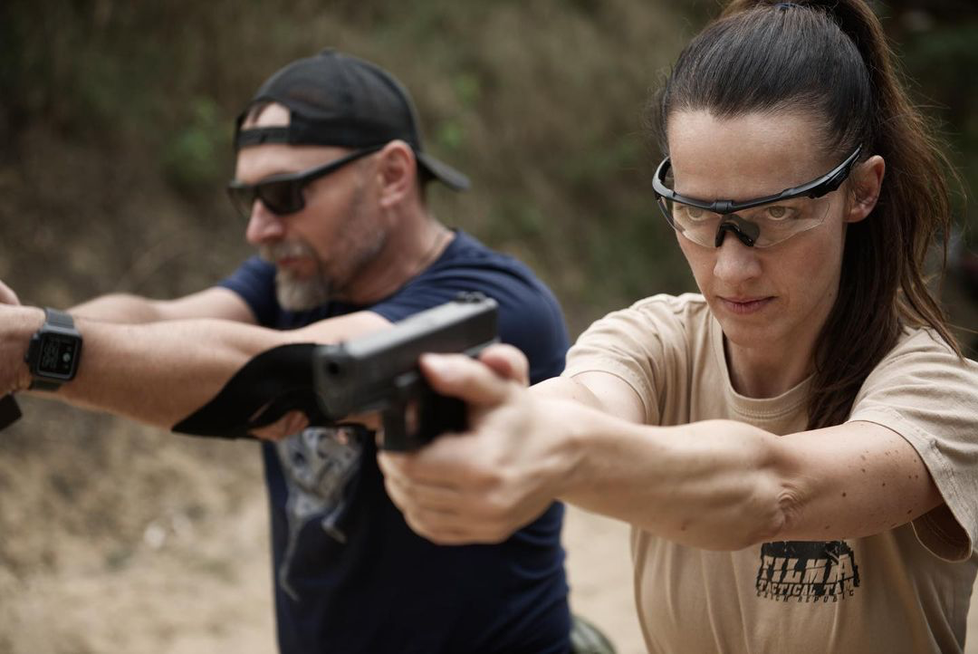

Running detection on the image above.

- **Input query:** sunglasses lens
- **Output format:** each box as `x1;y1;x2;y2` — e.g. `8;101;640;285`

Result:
227;180;304;218
258;180;302;215
227;185;257;219
227;148;380;220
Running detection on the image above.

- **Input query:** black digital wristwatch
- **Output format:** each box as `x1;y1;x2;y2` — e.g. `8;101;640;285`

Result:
24;308;83;391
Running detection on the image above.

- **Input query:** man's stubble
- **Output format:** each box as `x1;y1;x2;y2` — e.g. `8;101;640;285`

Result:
261;181;387;311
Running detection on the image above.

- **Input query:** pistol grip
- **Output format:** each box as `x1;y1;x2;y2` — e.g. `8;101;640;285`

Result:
380;372;421;452
379;372;468;452
381;403;412;452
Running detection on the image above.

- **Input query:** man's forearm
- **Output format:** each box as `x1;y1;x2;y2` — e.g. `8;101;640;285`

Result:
71;293;170;323
7;307;290;427
69;287;256;325
3;304;391;430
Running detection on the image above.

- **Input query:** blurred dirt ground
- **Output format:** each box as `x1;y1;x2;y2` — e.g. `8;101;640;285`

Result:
1;408;977;654
0;409;645;654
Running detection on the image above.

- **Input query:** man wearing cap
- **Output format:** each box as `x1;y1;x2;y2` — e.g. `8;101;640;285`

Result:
0;50;573;652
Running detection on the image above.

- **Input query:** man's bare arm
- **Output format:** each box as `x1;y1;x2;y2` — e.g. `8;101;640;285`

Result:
0;280;20;306
70;287;257;324
2;304;390;428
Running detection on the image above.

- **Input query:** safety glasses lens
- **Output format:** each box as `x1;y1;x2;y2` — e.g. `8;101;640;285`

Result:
663;196;833;248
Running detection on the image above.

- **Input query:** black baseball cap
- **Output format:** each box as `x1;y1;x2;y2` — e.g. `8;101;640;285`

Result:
234;49;469;191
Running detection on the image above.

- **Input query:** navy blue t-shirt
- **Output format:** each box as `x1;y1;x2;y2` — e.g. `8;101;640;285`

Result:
219;231;571;653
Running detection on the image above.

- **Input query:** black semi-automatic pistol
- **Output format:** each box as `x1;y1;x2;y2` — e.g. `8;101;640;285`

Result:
313;292;498;451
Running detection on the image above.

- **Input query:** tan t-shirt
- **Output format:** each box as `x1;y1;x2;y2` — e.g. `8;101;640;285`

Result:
564;293;978;654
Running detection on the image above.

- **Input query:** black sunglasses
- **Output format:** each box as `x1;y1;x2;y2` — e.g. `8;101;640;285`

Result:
652;144;863;216
227;146;383;218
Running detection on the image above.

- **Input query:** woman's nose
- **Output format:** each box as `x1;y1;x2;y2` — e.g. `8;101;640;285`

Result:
713;234;762;284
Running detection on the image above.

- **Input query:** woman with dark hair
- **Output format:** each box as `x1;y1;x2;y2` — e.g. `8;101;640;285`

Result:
379;1;978;651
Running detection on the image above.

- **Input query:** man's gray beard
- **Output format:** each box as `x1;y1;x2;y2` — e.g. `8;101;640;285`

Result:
260;232;386;312
274;266;332;311
257;240;332;311
260;184;385;311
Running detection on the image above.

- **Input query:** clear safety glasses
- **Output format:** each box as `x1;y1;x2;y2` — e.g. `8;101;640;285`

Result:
652;145;863;248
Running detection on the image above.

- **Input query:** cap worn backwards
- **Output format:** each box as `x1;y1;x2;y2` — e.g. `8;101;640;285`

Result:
234;49;469;191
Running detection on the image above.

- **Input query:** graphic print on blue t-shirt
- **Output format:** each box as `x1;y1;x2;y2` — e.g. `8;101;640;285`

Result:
219;231;572;654
274;424;366;599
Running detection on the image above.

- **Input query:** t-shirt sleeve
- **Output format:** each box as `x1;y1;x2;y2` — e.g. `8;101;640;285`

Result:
216;257;278;327
848;330;978;562
366;270;480;323
563;295;693;425
370;267;569;385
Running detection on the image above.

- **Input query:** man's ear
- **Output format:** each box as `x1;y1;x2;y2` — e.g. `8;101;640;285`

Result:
845;154;885;224
376;140;417;209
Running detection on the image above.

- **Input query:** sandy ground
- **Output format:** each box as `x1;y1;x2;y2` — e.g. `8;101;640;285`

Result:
0;462;641;653
0;410;647;654
0;494;643;654
0;409;976;654
4;485;978;654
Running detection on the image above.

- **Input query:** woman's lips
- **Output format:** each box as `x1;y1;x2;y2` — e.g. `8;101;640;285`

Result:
718;296;774;315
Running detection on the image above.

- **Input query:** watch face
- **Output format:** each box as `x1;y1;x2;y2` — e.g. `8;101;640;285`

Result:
37;334;80;379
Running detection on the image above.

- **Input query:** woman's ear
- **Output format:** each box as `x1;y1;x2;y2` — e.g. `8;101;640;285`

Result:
845;155;885;224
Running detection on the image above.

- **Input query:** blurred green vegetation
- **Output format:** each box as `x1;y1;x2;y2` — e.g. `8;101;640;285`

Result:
0;0;975;335
870;2;976;246
0;0;975;625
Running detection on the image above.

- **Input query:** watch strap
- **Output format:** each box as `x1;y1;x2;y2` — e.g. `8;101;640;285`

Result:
29;379;63;392
44;307;76;329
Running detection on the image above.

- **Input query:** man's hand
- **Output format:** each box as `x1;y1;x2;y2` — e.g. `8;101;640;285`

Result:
249;409;311;441
249;409;382;441
377;344;572;545
0;304;44;396
0;279;20;306
0;281;26;428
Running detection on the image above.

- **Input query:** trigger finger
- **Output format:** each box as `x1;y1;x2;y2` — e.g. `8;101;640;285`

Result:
419;353;512;406
479;343;529;386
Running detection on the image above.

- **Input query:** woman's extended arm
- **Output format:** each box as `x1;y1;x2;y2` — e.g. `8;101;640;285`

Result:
378;347;942;549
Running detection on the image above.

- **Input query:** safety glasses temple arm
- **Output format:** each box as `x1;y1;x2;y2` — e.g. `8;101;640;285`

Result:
651;144;863;213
